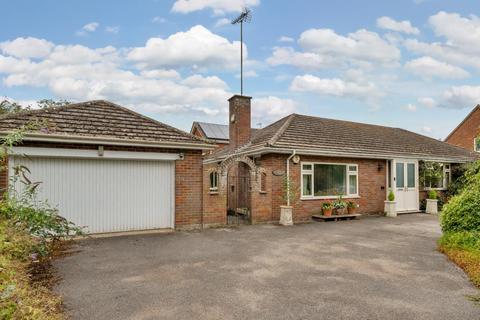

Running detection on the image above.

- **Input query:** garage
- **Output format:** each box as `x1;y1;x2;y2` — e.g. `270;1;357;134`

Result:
10;148;177;234
0;100;213;233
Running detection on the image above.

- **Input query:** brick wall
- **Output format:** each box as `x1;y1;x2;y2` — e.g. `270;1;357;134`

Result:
1;141;204;229
202;163;227;226
445;106;480;151
229;95;251;149
255;154;387;223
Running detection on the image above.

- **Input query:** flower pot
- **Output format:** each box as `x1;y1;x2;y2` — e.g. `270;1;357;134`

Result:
323;208;333;217
280;205;293;226
426;199;438;214
384;200;397;217
347;207;357;215
335;207;347;215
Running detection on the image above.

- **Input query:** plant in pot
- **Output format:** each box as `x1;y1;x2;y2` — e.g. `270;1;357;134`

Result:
425;189;438;214
384;190;397;217
347;201;358;214
322;202;333;217
333;195;347;215
279;175;299;226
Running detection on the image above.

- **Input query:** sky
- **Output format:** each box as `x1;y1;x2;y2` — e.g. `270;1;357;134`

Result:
1;0;480;139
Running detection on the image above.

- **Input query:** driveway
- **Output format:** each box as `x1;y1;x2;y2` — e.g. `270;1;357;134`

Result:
54;214;479;320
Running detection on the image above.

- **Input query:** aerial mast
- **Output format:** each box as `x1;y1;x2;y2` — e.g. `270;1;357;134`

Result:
231;8;252;96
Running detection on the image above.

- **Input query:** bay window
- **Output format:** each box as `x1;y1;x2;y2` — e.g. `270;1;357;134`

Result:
301;162;359;198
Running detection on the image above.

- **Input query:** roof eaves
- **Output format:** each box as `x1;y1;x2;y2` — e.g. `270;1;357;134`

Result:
266;114;295;147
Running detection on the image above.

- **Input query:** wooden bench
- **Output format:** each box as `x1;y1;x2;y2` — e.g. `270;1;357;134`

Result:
312;214;361;222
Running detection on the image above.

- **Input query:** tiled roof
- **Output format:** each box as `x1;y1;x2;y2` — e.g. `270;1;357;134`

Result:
208;113;477;162
0;100;211;147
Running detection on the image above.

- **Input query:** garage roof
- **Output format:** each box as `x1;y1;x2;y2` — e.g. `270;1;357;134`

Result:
0;100;214;149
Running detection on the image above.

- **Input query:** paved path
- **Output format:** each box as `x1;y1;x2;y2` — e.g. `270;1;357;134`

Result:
54;214;479;320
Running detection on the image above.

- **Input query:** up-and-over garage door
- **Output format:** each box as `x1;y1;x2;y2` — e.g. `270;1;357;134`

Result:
9;149;176;234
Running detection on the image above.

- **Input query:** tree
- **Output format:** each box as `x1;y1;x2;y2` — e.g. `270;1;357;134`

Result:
0;99;25;115
36;99;70;109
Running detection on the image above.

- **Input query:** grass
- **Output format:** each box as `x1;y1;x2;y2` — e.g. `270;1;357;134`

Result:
438;231;480;288
0;218;64;320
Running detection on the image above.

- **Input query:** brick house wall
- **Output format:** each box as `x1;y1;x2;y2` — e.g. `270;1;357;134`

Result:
0;141;204;229
445;106;480;152
255;154;387;223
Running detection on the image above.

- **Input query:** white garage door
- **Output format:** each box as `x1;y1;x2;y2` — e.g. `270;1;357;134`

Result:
9;156;175;234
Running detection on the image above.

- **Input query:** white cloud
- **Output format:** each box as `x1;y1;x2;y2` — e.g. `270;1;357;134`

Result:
105;26;120;34
418;97;436;108
171;0;260;15
152;16;167;24
0;37;54;58
376;16;419;35
404;103;417;112
268;28;400;71
83;22;99;32
267;47;337;70
214;18;230;28
405;56;469;79
139;69;181;79
253;96;297;125
290;74;379;99
127;25;242;70
235;70;257;78
439;85;480;109
299;28;400;66
278;36;294;43
421;126;432;133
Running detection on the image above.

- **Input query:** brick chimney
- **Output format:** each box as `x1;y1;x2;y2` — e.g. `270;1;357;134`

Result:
228;95;251;149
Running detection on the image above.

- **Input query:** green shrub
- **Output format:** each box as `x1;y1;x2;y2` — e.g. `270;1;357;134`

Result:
441;186;480;232
387;190;395;201
428;190;438;200
439;231;480;251
321;202;332;209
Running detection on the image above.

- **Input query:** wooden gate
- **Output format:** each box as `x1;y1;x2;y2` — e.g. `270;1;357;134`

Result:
227;173;251;225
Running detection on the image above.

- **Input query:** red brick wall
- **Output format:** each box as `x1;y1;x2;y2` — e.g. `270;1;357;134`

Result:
1;141;204;229
229;95;251;149
446;106;480;151
202;163;227;226
255;154;387;223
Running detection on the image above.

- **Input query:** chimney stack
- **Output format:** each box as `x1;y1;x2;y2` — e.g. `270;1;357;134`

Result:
228;95;251;149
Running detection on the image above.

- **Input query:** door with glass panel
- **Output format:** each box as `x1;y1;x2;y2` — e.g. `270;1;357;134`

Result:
394;159;418;212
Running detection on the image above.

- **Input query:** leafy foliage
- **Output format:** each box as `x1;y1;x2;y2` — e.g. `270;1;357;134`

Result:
427;189;438;200
36;99;70;109
0;100;24;115
281;175;299;206
441;160;480;233
387;190;395;201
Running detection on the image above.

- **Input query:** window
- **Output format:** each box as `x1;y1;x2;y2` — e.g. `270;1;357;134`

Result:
475;137;480;152
301;162;358;198
209;171;218;191
260;172;267;192
419;161;451;190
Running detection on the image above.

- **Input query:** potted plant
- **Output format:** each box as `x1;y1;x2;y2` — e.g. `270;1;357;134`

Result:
279;176;299;226
322;202;333;217
384;190;397;217
347;201;358;214
425;189;438;214
333;196;347;215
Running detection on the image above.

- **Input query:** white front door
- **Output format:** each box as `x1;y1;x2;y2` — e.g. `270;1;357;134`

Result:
393;159;419;212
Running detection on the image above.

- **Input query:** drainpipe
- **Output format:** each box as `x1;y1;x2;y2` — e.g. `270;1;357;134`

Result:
286;150;296;207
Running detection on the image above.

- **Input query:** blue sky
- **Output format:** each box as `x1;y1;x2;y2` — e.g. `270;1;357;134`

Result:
1;0;480;139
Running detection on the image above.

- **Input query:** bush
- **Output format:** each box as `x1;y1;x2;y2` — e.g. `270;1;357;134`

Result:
428;190;438;200
439;231;480;251
441;186;480;233
387;190;395;201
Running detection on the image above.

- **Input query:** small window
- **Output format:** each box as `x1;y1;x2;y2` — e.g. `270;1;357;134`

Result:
260;172;267;192
475;137;480;152
209;171;218;191
302;164;313;171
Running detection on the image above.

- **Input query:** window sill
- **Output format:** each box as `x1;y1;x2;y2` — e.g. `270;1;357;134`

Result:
301;195;360;201
422;188;446;191
259;191;267;194
209;191;219;195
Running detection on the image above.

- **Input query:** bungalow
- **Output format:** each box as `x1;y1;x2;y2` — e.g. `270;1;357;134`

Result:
0;100;214;233
445;104;480;152
201;95;477;226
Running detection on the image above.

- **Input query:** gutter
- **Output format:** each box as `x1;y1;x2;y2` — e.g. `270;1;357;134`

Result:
286;150;296;207
1;132;216;151
203;146;474;164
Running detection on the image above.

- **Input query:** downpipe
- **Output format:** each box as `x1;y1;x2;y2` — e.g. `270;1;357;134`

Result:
286;150;296;206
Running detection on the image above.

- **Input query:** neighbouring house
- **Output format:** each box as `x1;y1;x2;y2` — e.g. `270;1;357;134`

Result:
191;121;258;150
0;100;214;233
445;104;480;152
200;95;478;226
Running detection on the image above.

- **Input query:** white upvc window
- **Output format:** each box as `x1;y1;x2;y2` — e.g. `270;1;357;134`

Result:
420;162;451;190
209;171;218;191
475;137;480;152
301;162;359;199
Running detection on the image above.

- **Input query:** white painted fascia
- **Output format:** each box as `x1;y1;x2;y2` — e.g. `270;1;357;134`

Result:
11;147;182;161
0;132;215;150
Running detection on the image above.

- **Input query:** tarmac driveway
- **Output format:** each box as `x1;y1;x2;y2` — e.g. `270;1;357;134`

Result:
54;214;479;320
